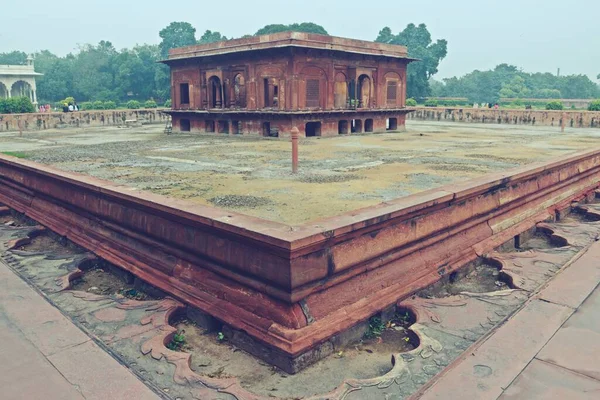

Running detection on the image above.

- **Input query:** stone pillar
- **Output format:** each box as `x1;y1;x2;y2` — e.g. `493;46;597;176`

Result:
33;90;37;105
291;127;299;174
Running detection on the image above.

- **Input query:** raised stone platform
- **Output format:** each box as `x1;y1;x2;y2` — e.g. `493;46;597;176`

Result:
1;146;600;372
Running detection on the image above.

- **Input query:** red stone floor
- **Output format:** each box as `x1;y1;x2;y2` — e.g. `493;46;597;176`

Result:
0;258;161;400
413;240;600;400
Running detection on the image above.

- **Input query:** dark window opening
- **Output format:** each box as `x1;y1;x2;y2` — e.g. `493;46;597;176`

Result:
387;81;397;105
208;77;222;108
233;74;246;108
306;79;320;108
273;85;278;107
262;121;271;137
338;120;349;134
205;120;215;132
232;121;242;134
263;78;269;108
305;121;321;137
365;119;374;132
387;118;398;131
351;119;363;133
180;83;190;105
180;119;190;132
218;120;229;134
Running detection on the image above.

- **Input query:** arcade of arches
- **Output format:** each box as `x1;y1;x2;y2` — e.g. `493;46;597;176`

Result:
0;56;41;105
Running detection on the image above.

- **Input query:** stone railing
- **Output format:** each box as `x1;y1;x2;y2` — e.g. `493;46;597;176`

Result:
0;109;170;132
408;106;600;128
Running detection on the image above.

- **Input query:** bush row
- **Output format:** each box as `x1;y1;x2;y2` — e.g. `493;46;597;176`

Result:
0;97;36;114
49;99;171;111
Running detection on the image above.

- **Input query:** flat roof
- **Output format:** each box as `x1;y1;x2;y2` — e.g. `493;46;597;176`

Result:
162;32;416;63
0;65;43;77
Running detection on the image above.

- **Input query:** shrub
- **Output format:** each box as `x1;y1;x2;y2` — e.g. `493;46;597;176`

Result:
103;101;117;110
79;101;93;111
164;99;172;108
0;97;35;114
546;101;564;110
93;100;105;110
424;99;438;107
406;98;417;107
60;96;75;106
126;100;141;109
144;100;158;109
588;100;600;112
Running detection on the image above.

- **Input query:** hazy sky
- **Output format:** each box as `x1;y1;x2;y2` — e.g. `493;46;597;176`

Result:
1;0;598;81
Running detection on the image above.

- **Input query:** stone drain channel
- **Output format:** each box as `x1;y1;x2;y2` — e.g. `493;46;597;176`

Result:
1;199;600;400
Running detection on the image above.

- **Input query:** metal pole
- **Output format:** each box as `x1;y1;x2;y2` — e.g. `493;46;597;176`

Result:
291;126;299;174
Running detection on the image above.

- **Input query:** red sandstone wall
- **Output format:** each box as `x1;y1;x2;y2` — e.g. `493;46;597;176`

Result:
0;109;169;132
169;48;408;113
408;107;600;128
1;149;599;356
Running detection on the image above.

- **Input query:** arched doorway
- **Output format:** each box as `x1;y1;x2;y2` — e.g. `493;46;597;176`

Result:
233;74;246;108
11;80;33;99
0;82;8;99
334;72;348;108
357;75;371;108
208;76;223;108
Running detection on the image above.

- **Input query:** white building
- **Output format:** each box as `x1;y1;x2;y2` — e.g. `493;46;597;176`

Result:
0;55;42;105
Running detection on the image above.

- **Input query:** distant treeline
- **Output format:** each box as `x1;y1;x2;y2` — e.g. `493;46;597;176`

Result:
2;21;596;106
431;64;600;103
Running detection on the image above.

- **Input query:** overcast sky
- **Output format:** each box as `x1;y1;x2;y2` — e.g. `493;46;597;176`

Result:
1;0;598;81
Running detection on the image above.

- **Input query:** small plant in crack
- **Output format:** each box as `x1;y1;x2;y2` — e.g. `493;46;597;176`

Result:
364;316;386;339
120;288;148;301
217;332;225;342
167;330;186;351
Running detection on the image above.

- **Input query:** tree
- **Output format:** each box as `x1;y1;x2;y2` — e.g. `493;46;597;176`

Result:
198;30;227;44
254;22;328;36
588;100;600;111
499;76;530;98
71;41;118;101
434;63;600;103
34;50;74;102
159;22;197;58
0;51;27;65
375;23;448;99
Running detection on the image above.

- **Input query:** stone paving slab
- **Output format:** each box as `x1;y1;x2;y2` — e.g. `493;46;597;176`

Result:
498;359;600;400
537;281;600;381
537;245;600;308
414;299;574;400
0;319;85;400
414;240;600;400
0;259;161;400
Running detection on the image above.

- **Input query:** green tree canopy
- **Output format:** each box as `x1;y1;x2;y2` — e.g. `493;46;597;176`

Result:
198;30;227;44
434;64;600;103
0;51;28;65
159;21;197;58
375;23;448;100
254;22;328;36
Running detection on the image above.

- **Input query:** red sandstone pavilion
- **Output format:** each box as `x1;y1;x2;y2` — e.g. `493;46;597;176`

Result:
161;32;416;136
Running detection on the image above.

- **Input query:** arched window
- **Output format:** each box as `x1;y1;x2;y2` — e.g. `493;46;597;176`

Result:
233;74;246;108
334;72;348;109
208;76;223;108
357;75;371;108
